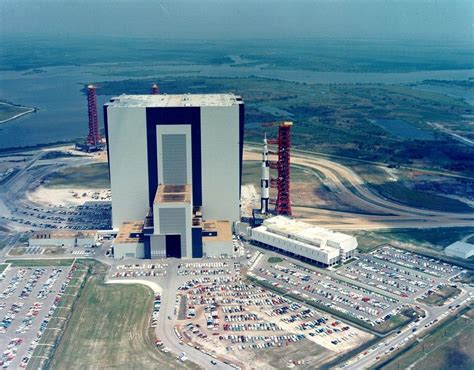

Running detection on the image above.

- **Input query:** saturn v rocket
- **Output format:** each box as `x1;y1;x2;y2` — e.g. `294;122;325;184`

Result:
260;134;270;214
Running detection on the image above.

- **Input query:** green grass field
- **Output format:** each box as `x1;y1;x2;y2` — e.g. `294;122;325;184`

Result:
44;162;110;189
354;228;474;253
5;259;75;267
267;257;283;264
370;181;473;213
49;261;198;370
378;305;474;370
0;264;8;274
322;158;473;214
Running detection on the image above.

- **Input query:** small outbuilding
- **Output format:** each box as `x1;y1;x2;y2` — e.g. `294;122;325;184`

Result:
445;241;474;260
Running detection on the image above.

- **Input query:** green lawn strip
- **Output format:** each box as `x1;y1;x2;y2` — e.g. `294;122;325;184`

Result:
26;356;47;370
54;306;73;319
5;259;75;267
63;286;79;295
267;257;284;264
46;317;67;329
39;327;62;345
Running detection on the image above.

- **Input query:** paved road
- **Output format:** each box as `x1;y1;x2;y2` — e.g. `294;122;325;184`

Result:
244;150;474;230
154;259;235;370
0;148;109;231
342;286;473;369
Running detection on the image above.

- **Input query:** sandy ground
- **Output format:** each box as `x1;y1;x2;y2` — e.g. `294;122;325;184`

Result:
27;187;111;206
241;184;259;217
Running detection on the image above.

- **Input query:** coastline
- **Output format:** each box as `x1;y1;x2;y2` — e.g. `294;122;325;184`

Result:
0;101;36;124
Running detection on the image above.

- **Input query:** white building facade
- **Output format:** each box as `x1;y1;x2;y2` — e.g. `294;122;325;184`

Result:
29;231;98;248
105;94;243;259
251;216;357;266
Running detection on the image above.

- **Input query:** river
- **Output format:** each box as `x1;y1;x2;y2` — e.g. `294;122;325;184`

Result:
0;63;473;150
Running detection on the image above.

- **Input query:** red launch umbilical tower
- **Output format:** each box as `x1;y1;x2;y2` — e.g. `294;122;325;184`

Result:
151;84;160;95
86;85;101;145
268;121;293;216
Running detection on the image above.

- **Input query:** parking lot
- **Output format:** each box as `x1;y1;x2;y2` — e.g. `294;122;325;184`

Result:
174;269;371;367
251;257;401;325
336;255;432;298
0;264;73;369
97;245;467;368
111;263;169;278
8;242;104;259
5;201;112;231
177;261;237;277
250;246;463;328
370;246;462;279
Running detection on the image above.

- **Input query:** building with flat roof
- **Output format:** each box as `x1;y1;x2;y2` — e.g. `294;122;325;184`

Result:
29;230;98;248
445;241;474;260
105;93;243;259
250;216;357;266
113;221;146;259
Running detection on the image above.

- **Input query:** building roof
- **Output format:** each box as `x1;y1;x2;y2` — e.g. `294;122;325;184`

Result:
114;221;144;244
261;216;357;252
202;220;232;242
76;231;98;239
154;184;192;204
31;230;97;239
106;93;243;108
445;241;474;256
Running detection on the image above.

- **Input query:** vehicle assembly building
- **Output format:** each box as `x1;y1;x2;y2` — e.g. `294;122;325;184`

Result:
104;93;244;259
250;216;357;266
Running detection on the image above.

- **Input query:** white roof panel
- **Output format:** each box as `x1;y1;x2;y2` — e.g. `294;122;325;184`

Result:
446;241;474;254
105;93;243;108
262;215;357;251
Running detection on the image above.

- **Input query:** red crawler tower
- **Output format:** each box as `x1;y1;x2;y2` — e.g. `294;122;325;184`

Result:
267;121;293;216
275;122;292;215
86;85;101;145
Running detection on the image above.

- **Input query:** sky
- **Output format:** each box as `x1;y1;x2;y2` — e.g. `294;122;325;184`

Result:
0;0;472;41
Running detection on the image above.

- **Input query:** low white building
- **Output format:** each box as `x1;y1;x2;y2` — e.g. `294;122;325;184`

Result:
75;231;98;247
29;230;98;248
445;241;474;260
251;216;357;267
